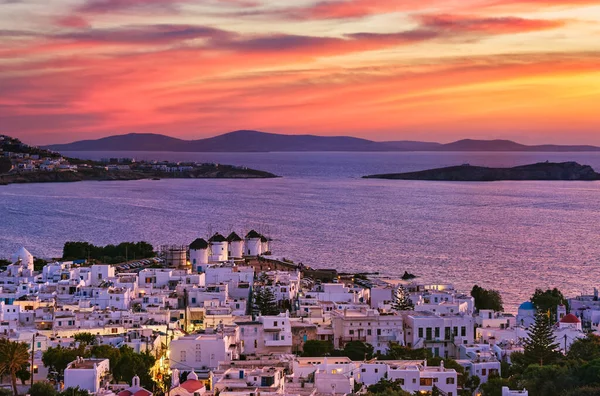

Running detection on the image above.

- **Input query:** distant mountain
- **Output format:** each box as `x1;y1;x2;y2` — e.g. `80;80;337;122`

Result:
43;131;600;152
438;139;600;152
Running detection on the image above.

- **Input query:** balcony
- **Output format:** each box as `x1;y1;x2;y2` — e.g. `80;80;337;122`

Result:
265;339;293;347
340;336;366;343
377;335;398;342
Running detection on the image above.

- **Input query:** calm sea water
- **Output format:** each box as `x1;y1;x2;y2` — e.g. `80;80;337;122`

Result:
3;151;600;312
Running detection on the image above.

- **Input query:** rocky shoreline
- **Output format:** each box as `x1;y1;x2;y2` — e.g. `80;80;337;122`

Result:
0;166;278;186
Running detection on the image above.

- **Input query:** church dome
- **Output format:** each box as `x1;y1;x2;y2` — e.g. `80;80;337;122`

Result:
518;301;535;311
560;313;580;324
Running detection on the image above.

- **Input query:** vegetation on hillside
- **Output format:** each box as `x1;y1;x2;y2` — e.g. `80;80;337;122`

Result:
62;241;154;263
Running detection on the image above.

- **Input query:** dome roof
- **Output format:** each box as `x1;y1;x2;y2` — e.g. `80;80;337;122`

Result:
560;313;580;324
519;301;535;310
11;247;33;265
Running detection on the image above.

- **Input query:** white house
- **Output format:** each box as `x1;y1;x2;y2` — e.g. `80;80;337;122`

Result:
64;357;110;394
169;328;240;371
331;308;403;354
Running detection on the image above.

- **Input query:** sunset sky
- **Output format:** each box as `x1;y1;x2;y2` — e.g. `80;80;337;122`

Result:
2;0;600;145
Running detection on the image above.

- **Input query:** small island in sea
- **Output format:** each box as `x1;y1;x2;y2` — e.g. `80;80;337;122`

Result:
0;134;278;185
363;161;600;182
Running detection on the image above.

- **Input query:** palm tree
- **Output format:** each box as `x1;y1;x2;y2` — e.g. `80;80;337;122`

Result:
0;338;31;396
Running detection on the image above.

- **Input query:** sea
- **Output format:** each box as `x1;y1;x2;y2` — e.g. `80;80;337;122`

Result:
3;150;600;312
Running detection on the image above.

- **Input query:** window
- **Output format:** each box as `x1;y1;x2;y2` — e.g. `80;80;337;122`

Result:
191;298;196;304
461;326;466;337
418;328;423;338
435;327;440;338
274;321;278;326
482;368;487;376
420;378;433;386
195;351;201;362
453;327;458;336
447;378;455;384
367;329;372;336
377;329;381;336
180;351;186;361
445;327;451;340
361;368;366;373
349;330;354;335
374;369;378;373
426;328;432;341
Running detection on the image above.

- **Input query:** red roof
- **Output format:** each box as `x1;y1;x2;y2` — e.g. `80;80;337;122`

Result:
560;313;580;323
118;391;132;396
180;380;205;393
133;390;152;396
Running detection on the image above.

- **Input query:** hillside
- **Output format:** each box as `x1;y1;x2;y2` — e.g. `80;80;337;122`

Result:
43;131;600;152
364;162;600;181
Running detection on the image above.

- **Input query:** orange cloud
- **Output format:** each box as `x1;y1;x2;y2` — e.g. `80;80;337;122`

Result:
417;14;566;34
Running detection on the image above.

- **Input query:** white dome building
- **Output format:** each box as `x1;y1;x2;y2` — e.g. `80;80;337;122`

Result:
516;301;536;328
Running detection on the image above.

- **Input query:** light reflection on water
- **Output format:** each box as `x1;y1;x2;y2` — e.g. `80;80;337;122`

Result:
2;151;600;312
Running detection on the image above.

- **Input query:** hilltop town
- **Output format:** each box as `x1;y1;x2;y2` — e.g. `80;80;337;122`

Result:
0;232;596;396
0;135;277;185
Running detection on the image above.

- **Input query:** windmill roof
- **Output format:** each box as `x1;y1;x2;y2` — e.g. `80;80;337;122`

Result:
208;233;227;243
246;230;262;239
227;232;242;242
189;238;208;250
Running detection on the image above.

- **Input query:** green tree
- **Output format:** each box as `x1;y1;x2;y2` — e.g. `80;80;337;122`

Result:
338;341;373;361
391;285;414;311
366;378;412;395
58;387;89;396
301;340;333;357
531;288;567;321
471;285;504;312
577;359;600;387
0;157;12;174
379;343;431;360
0;388;12;396
564;387;600;396
34;258;47;272
0;339;31;396
568;335;600;362
519;364;575;396
91;345;155;390
29;381;57;396
16;364;31;384
522;310;561;366
253;287;279;316
481;375;511;396
42;346;88;378
74;332;98;346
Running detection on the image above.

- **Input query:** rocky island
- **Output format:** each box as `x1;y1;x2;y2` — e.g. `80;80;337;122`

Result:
363;161;600;182
0;134;278;185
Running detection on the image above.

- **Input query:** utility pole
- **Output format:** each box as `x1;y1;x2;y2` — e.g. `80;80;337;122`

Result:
30;333;35;386
564;334;568;355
